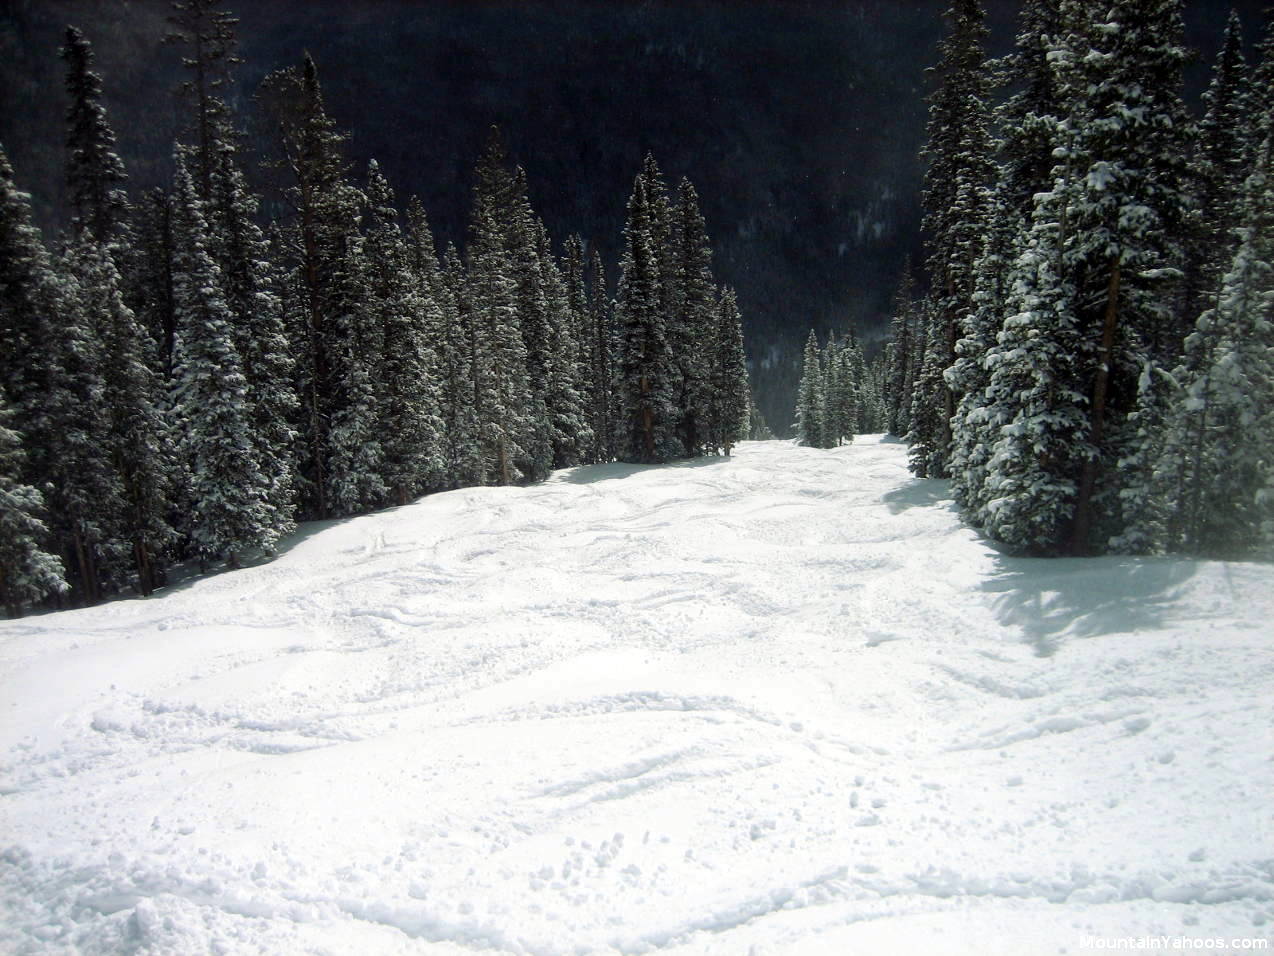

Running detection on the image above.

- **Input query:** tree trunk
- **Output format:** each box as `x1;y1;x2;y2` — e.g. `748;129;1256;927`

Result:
71;529;99;606
134;538;154;597
498;431;511;486
640;373;655;462
1070;257;1122;555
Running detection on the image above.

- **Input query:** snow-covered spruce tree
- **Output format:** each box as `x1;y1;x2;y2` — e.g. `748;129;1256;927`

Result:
434;239;485;489
948;0;1065;520
640;154;677;342
408;202;480;490
0;145;60;465
587;246;616;463
207;140;299;537
795;330;825;447
257;54;381;516
997;0;1066;220
976;192;1088;552
947;185;1017;521
165;0;241;200
320;183;386;517
64;234;175;596
503;168;557;481
0;392;68;617
979;0;1195;555
562;235;593;461
42;254;129;604
615;173;679;464
836;337;862;443
169;160;272;567
534;219;592;470
1248;10;1274;157
363;160;444;505
669;178;717;457
1185;11;1251;323
746;396;775;441
61;26;129;246
1158;134;1274;555
884;260;921;436
907;302;953;479
464;128;537;484
126;188;178;376
707;286;749;456
820;338;845;447
1068;0;1194;554
918;0;997;477
821;336;857;447
0;146;122;604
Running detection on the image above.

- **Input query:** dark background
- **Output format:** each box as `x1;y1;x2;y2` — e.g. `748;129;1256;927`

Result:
1;0;1264;433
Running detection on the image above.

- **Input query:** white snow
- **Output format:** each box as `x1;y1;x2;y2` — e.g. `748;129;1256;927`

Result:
2;436;1271;954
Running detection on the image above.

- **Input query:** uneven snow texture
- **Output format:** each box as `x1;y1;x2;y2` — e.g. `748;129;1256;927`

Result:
1;437;1271;954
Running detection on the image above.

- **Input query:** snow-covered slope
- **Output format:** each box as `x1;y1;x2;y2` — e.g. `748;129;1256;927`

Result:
2;437;1271;954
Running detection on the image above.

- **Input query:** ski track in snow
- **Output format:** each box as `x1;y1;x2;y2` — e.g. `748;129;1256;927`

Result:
1;437;1271;954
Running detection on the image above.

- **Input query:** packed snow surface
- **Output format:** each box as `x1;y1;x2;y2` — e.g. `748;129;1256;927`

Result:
2;437;1271;955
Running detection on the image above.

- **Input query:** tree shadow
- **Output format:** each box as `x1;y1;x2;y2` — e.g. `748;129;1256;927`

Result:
881;477;951;513
982;552;1201;657
551;455;728;485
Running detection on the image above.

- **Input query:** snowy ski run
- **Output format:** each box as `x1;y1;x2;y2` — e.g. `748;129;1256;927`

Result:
1;436;1271;954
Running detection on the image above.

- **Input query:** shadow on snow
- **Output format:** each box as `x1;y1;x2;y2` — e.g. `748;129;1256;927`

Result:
881;477;952;514
549;455;729;485
982;553;1201;658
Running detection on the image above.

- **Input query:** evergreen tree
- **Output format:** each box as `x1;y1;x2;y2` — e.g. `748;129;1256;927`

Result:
61;26;129;245
320;186;386;516
1158;133;1274;554
615;173;679;463
64;234;175;595
1;146;122;603
884;260;921;436
746;396;775;441
919;0;997;476
431;237;484;489
169;160;272;566
166;0;242;199
126;188;178;376
0;393;68;617
587;246;615;463
708;286;749;455
535;220;592;469
207;140;298;536
997;0;1065;219
795;330;825;447
947;186;1017;519
463;128;538;484
258;54;376;516
976;0;1195;554
364;159;444;505
0;146;59;451
1181;11;1251;342
669;179;716;457
906;304;951;478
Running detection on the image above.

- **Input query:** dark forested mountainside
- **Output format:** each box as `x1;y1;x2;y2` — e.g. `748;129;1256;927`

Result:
0;1;1263;433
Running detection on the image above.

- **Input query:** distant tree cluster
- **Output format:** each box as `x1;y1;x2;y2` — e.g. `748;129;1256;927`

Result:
883;0;1274;557
792;328;887;448
0;2;755;616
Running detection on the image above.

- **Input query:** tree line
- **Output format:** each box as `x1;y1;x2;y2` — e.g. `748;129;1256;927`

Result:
0;1;762;617
880;0;1273;557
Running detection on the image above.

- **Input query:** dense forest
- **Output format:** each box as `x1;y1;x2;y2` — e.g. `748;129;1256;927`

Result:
0;3;767;616
795;0;1274;558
